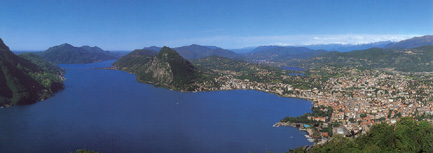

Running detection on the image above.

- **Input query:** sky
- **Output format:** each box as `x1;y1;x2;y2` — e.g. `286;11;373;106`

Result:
0;0;432;50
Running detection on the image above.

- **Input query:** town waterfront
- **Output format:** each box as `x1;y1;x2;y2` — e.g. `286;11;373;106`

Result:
0;60;313;153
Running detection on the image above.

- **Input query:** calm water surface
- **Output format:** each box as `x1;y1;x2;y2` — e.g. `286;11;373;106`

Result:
280;66;305;76
280;66;304;71
0;60;313;153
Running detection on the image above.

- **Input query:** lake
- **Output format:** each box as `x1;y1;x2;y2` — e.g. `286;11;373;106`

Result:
0;60;313;153
280;66;305;76
280;66;304;71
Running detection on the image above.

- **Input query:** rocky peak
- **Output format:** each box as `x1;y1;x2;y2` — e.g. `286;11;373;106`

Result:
114;46;202;90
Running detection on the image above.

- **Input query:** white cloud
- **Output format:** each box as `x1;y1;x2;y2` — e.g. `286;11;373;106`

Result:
270;43;295;46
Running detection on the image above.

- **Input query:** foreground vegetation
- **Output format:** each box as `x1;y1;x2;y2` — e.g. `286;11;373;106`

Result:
290;117;433;153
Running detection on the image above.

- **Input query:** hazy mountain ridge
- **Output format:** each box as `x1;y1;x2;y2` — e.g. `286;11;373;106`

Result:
302;45;433;72
303;41;392;52
173;44;240;60
230;41;393;53
191;55;283;74
243;46;328;65
125;36;433;65
385;35;433;49
40;43;117;64
143;46;162;52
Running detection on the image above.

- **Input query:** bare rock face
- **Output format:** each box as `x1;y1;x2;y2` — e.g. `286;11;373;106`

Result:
146;56;173;85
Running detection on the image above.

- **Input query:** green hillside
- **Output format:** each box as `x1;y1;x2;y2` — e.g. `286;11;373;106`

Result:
191;55;289;83
113;49;157;68
192;55;282;72
303;46;433;72
41;43;117;64
244;46;327;63
291;118;433;153
0;38;65;106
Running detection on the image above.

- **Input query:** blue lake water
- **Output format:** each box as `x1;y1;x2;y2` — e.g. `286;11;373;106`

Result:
0;60;313;153
280;67;305;76
280;66;304;71
288;73;305;76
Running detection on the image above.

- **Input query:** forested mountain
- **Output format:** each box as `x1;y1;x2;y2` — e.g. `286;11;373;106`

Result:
174;44;240;60
244;46;327;63
191;55;288;83
0;38;65;106
192;55;282;72
302;46;433;72
113;47;205;90
40;43;117;64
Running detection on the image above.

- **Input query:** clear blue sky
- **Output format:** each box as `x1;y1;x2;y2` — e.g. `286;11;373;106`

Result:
1;0;432;50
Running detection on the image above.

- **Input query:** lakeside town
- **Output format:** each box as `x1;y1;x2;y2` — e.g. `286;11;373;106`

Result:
192;64;433;144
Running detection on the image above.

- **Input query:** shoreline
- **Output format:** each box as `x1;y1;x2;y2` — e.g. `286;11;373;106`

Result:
3;65;318;149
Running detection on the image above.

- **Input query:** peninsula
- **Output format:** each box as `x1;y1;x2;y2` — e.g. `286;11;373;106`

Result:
113;47;214;91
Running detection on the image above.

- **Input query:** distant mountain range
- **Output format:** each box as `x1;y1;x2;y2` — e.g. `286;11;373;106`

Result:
127;35;433;64
137;44;327;64
10;34;432;70
231;35;433;67
229;47;257;54
39;43;118;64
139;44;240;60
230;41;392;53
384;35;433;49
231;35;433;53
173;44;240;60
0;38;65;106
243;46;328;65
301;41;392;52
302;46;433;72
296;35;433;71
191;55;282;74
